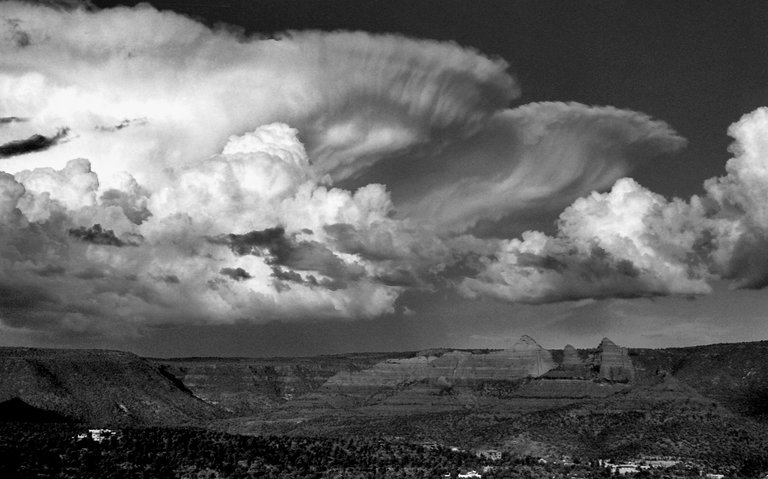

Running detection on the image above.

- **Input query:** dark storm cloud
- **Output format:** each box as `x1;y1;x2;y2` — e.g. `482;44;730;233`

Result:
271;266;349;291
212;227;290;257
375;269;423;288
5;18;30;47
73;268;106;280
271;266;303;283
95;118;147;132
0;128;68;158
20;0;95;11
160;274;180;284
0;117;27;125
33;264;66;277
462;244;655;305
68;224;138;247
219;267;252;281
211;227;366;288
323;223;400;261
722;233;768;290
0;282;50;311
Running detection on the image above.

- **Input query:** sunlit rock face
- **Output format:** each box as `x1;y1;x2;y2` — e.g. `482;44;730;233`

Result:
509;335;557;377
596;337;636;382
427;335;555;384
322;335;555;397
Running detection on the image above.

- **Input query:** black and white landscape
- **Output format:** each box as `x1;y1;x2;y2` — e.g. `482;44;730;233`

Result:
1;0;768;477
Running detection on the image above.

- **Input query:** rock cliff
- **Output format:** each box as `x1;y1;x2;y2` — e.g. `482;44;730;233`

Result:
596;337;635;382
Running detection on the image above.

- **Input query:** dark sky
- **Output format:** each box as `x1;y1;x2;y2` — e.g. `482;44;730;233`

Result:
2;0;768;357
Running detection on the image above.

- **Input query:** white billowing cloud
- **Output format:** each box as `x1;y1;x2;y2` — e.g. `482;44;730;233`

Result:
0;171;24;223
459;179;712;303
700;107;768;287
0;1;515;190
394;103;686;232
15;158;98;221
146;123;314;234
0;123;414;335
461;107;768;303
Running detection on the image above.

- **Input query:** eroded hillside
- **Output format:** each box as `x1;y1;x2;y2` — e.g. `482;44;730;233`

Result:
0;347;222;425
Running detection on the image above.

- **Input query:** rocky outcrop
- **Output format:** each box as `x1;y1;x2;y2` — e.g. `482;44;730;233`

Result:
596;338;635;382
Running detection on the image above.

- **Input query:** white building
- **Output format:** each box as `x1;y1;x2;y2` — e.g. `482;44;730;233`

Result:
76;429;116;443
458;470;482;478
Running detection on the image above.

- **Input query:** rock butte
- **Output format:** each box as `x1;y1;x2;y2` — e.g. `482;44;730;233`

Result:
321;335;638;405
562;344;581;365
597;337;635;382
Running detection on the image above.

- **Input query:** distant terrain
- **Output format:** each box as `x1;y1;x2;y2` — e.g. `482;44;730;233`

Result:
2;337;768;475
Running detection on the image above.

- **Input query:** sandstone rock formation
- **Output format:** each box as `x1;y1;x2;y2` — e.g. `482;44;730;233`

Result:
544;344;590;379
426;335;555;384
508;335;557;377
596;337;635;382
321;335;555;401
562;344;581;366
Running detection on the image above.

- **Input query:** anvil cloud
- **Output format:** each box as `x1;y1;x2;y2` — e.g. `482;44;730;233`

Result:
0;2;765;339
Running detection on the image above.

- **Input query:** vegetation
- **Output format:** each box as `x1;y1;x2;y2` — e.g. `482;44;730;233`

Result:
2;417;766;479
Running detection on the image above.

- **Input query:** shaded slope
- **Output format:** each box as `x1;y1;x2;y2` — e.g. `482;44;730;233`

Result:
631;341;768;418
0;397;72;423
0;347;223;426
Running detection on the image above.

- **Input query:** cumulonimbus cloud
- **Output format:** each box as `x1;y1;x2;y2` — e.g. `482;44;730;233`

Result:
0;1;516;190
0;125;408;336
460;107;768;303
2;1;768;339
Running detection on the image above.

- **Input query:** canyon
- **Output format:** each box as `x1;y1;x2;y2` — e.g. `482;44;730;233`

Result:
3;336;768;460
2;335;765;428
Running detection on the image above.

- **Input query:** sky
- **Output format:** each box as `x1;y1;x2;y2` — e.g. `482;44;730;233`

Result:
2;0;768;357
